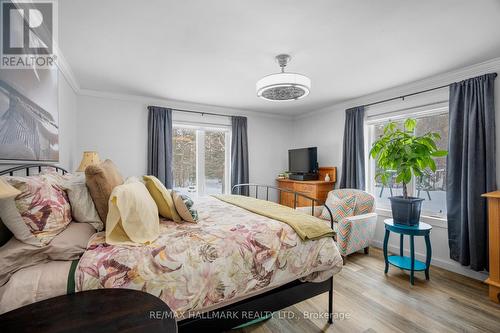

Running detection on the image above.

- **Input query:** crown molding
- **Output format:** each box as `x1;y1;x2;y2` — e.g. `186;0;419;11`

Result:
54;45;80;94
78;88;293;120
57;49;500;121
294;56;500;120
56;50;291;120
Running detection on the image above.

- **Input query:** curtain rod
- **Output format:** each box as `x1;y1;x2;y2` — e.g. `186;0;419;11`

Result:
149;106;233;118
363;83;450;108
153;83;450;115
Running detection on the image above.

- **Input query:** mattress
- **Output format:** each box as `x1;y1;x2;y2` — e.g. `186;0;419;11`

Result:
76;196;343;318
0;260;72;314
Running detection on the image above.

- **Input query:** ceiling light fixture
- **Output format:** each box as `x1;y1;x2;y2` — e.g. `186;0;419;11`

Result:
256;54;311;101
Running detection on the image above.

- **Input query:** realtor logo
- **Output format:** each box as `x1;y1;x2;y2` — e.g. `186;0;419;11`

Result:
1;0;57;68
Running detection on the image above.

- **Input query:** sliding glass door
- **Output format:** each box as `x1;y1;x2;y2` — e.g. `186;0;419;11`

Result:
172;124;230;196
172;127;197;194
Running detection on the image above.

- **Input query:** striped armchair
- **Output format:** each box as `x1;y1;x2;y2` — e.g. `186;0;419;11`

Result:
300;189;377;257
328;189;377;257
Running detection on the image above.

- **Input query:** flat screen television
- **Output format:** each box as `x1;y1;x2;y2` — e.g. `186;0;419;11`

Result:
288;147;318;174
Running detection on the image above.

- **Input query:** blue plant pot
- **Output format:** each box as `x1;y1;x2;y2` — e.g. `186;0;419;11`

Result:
389;196;424;226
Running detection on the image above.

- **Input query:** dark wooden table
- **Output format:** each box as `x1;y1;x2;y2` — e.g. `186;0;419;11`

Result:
0;289;177;333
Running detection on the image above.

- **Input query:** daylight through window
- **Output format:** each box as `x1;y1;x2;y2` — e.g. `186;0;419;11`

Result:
367;110;449;218
172;124;230;196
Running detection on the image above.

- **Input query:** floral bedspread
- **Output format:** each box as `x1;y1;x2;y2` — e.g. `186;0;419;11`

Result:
75;196;343;318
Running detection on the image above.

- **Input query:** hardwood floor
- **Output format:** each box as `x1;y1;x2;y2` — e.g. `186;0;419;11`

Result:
230;248;500;333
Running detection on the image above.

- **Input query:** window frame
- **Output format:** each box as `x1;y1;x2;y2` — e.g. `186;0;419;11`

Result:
172;121;231;196
365;103;449;227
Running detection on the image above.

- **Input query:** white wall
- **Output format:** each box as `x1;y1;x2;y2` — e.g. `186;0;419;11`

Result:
246;115;291;189
57;71;78;171
291;107;345;177
291;58;500;280
75;92;293;189
76;95;148;177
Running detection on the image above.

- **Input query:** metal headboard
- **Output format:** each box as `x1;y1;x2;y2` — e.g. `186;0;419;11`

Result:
0;164;69;176
231;183;335;230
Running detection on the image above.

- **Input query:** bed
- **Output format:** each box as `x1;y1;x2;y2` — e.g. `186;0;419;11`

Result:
0;164;343;332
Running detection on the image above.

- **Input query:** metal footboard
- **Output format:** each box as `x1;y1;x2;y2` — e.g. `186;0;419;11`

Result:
231;183;335;230
232;183;336;324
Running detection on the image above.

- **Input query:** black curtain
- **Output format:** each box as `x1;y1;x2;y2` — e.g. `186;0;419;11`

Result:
339;106;365;190
231;116;249;195
147;106;173;188
447;73;497;271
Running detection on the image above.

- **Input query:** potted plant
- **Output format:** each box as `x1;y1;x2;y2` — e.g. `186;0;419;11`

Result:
369;118;447;226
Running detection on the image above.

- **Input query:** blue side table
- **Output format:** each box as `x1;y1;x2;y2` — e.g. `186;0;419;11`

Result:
383;219;432;285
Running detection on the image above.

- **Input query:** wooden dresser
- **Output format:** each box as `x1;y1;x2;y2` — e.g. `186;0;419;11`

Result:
276;167;336;208
482;191;500;303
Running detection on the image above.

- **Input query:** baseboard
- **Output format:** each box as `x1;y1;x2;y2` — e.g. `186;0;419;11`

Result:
370;240;488;281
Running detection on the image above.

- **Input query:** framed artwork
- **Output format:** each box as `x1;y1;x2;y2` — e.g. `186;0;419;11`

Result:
0;68;59;162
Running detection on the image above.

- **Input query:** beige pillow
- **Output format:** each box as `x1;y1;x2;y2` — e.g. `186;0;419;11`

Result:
0;179;28;244
85;159;124;222
143;175;181;222
0;222;95;286
63;174;103;231
106;182;160;246
172;191;198;223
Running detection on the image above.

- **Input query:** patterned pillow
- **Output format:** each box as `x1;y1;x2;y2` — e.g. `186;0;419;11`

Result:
320;195;356;222
0;175;72;246
172;191;198;223
39;170;103;231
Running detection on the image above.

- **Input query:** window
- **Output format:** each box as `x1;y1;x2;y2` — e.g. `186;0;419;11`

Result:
366;109;449;219
172;127;196;194
172;124;230;196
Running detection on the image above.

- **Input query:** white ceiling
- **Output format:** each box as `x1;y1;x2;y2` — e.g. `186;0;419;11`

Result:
58;0;500;115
